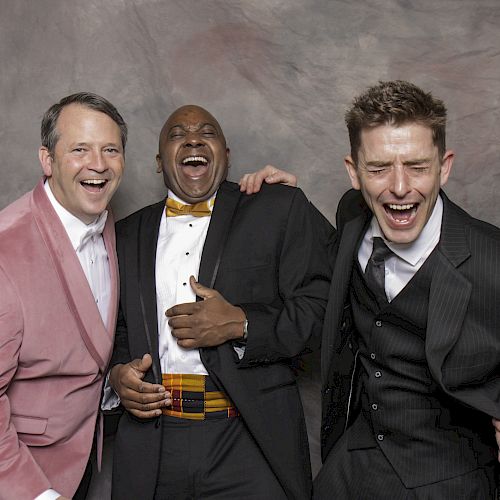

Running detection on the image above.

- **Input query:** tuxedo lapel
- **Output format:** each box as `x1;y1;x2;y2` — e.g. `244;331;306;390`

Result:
31;180;111;373
426;193;472;382
198;181;242;289
321;214;367;383
137;200;164;382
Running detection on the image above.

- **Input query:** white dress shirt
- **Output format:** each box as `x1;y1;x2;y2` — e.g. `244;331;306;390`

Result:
44;181;111;325
35;182;111;500
156;190;215;375
358;196;443;302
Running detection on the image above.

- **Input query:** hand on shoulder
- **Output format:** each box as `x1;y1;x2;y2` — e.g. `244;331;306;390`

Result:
239;165;297;194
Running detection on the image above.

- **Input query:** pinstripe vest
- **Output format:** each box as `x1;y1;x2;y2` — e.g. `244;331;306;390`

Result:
348;250;494;487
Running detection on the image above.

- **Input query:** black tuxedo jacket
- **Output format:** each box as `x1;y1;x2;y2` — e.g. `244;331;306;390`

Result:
111;181;331;500
321;189;500;479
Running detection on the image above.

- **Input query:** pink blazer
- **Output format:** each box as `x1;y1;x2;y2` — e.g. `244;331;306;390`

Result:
0;179;118;499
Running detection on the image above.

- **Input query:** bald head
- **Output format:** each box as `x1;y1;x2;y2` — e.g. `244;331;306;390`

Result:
156;105;230;204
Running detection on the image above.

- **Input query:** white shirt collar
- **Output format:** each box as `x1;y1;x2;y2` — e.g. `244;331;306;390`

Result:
44;180;108;251
368;195;443;266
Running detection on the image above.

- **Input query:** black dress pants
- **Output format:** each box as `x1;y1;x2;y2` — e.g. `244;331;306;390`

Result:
154;415;287;500
313;427;496;500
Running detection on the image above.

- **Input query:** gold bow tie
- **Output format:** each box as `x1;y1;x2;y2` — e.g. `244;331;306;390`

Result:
165;198;213;217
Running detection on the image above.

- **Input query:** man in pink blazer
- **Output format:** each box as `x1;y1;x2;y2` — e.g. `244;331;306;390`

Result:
0;93;126;500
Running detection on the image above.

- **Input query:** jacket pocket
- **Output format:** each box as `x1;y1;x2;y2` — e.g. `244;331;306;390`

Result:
11;414;48;435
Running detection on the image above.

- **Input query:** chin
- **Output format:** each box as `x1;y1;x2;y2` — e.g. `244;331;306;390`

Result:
384;229;420;245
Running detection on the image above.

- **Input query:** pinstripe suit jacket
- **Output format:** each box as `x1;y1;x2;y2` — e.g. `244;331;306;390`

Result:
321;189;500;468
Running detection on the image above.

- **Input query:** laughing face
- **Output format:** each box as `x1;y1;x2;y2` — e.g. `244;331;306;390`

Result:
39;103;125;224
345;123;454;244
156;105;229;204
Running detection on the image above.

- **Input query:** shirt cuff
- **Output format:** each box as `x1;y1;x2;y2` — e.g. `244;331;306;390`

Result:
233;345;246;359
34;489;60;500
101;371;121;410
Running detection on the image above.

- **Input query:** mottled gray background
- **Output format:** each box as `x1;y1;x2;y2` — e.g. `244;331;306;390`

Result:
1;0;499;497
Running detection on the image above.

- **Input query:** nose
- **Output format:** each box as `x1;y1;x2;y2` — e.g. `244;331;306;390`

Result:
183;132;204;149
390;164;410;197
89;151;107;172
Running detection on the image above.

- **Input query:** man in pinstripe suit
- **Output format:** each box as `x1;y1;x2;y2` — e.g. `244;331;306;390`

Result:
312;80;500;498
241;79;500;498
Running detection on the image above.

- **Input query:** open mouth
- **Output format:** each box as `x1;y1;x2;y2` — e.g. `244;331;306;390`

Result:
384;203;418;224
180;155;209;178
80;179;108;192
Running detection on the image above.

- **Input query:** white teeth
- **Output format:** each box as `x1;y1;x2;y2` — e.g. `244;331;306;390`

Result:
182;156;208;164
388;203;415;210
82;179;106;185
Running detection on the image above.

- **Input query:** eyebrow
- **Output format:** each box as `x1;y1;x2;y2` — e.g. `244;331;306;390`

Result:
365;160;391;168
365;158;432;167
402;158;432;165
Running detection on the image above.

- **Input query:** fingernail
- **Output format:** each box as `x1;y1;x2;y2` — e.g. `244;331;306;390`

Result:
158;386;165;393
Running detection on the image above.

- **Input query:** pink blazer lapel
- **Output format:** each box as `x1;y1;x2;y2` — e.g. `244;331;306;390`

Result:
31;179;115;373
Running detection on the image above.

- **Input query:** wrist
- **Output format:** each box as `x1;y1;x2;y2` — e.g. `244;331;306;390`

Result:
109;364;123;390
232;307;247;340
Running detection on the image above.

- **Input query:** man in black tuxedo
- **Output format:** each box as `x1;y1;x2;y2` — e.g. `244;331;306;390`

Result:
313;81;500;498
244;80;500;498
107;105;331;499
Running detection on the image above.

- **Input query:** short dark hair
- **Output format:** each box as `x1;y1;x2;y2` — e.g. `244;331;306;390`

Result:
41;92;128;155
345;80;447;164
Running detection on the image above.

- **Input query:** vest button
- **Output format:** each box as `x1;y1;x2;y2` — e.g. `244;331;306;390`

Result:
372;403;378;410
377;434;384;441
374;371;382;378
370;353;376;360
375;320;382;327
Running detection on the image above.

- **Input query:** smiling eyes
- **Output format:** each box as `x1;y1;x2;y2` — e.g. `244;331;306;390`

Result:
365;163;431;175
71;146;121;155
168;128;217;140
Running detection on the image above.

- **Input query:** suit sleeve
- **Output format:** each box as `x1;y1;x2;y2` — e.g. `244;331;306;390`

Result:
238;189;334;365
110;226;132;369
0;266;52;499
110;303;132;368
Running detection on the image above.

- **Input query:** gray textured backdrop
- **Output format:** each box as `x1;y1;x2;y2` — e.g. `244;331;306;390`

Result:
2;0;499;496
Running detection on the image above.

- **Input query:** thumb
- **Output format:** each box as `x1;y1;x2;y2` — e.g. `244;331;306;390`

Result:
190;275;218;300
131;353;153;376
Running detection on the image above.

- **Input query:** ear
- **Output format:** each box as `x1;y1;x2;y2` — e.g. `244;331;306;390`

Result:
344;155;361;190
156;154;162;174
439;149;454;187
226;148;230;168
39;147;53;177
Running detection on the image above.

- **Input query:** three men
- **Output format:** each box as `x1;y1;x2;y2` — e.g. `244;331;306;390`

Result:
315;81;500;498
0;93;126;499
108;105;331;499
